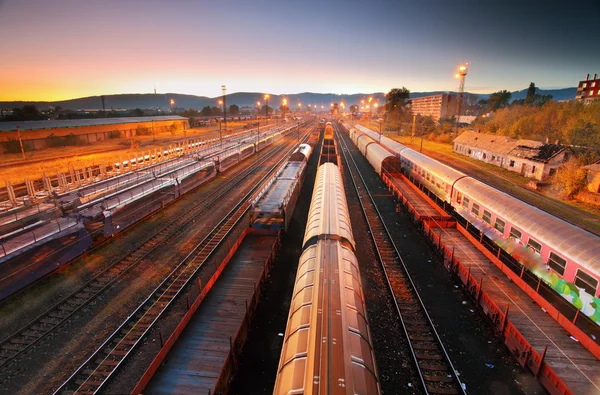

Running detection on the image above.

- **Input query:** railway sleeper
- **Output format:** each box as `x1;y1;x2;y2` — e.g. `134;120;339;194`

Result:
48;311;69;319
58;304;77;312
415;352;444;360
424;373;455;383
412;342;439;351
21;330;43;338
419;362;448;371
9;336;35;345
409;335;435;341
2;344;23;352
425;385;460;395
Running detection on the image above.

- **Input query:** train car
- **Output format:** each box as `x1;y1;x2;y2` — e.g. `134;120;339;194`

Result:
289;143;312;162
452;177;600;299
274;163;380;394
347;122;600;324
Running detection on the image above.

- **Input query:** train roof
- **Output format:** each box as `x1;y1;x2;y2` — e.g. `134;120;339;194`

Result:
274;239;379;394
303;163;355;249
401;148;467;186
454;177;600;273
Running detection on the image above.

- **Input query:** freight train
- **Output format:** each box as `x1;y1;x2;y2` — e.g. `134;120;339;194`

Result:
342;122;600;325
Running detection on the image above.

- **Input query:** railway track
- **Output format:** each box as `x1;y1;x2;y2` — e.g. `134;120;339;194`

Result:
52;130;311;394
338;128;466;395
0;131;301;372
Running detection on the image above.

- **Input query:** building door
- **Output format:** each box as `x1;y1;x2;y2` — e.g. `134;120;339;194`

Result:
521;163;527;175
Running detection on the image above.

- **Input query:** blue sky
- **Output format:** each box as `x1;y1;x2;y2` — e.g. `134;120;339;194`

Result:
0;0;598;100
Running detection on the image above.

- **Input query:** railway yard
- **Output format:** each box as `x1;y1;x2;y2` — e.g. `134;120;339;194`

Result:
0;118;599;394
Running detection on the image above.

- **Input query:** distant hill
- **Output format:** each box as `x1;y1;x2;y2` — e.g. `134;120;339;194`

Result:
0;88;577;111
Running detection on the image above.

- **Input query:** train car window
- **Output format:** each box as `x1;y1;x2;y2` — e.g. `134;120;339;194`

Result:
509;227;522;240
548;252;567;276
471;203;480;216
574;269;598;295
462;197;470;209
483;210;492;224
494;218;505;233
527;238;542;254
456;192;463;204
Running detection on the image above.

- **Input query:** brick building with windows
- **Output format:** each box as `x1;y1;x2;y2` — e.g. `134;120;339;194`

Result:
576;73;600;103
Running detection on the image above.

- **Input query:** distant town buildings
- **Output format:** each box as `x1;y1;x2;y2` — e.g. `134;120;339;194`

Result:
576;74;600;103
453;131;573;181
409;93;456;122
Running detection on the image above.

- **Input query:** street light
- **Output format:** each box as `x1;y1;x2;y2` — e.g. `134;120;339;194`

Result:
264;94;270;119
454;63;469;135
170;99;175;114
218;100;223;146
221;84;227;134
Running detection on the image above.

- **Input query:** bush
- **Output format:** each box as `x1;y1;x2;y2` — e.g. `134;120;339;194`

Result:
108;130;121;139
1;137;33;153
46;133;65;147
135;126;152;136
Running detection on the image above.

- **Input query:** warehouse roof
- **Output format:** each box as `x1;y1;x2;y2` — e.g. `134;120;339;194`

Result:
454;131;542;154
0;116;187;132
454;131;570;163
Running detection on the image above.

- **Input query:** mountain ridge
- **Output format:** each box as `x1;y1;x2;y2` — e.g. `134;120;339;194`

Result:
0;88;577;111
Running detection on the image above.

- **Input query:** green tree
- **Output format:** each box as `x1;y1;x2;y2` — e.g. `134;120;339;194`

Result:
525;82;536;105
129;108;144;117
349;104;359;114
181;108;199;117
200;106;212;116
228;104;240;115
486;90;512;111
211;106;223;116
385;87;410;113
553;158;588;198
7;105;44;121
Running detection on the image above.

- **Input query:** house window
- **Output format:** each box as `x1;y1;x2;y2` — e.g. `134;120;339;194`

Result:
483;210;492;224
532;166;536;173
463;197;470;209
527;238;542;254
491;155;496;161
483;153;487;159
574;270;598;295
549;168;557;176
548;252;567;276
509;160;515;167
510;227;522;240
592;82;597;88
471;203;480;216
494;218;505;233
468;149;472;155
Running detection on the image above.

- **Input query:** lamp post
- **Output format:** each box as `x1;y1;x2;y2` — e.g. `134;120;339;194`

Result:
264;94;270;120
170;99;174;114
454;64;469;135
256;101;261;119
218;99;223;146
221;85;227;134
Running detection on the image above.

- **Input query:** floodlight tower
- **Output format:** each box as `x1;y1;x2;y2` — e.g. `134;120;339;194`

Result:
454;63;469;135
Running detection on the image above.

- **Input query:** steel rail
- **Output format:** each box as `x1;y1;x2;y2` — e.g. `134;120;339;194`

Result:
53;128;312;394
337;127;466;395
0;128;303;371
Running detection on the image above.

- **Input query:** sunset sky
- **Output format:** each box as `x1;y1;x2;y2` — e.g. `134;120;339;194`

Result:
1;0;598;101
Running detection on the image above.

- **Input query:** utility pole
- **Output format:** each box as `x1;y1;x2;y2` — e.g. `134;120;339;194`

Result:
256;121;260;154
411;114;416;144
454;63;469;136
222;85;227;134
16;126;25;159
